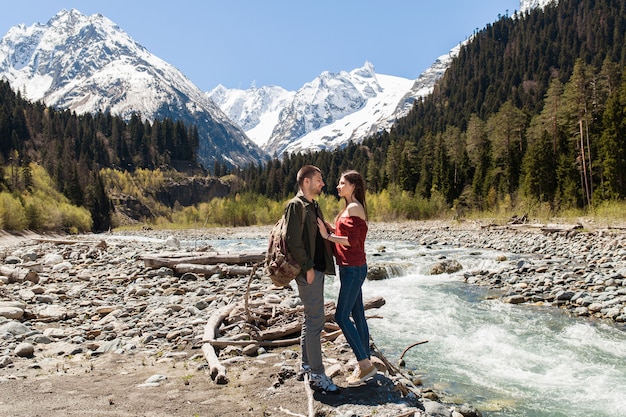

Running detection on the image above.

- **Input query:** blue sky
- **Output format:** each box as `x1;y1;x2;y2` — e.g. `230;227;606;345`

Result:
0;0;520;92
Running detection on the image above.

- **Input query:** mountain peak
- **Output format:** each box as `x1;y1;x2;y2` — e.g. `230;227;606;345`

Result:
350;61;376;79
47;8;113;33
0;8;266;168
210;60;414;156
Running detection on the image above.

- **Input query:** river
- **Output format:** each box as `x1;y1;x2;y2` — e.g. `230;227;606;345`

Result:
183;235;626;417
324;238;626;417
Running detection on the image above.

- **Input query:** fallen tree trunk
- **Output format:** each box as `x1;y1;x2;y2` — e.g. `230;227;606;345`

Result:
258;318;302;341
202;304;237;384
364;296;385;310
33;237;103;245
172;263;254;277
141;252;265;269
202;336;301;348
173;264;221;275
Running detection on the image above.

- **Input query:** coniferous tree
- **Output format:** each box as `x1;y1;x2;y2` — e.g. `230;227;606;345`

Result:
597;72;626;199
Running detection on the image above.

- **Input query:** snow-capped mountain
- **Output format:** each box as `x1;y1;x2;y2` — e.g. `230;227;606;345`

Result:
269;62;414;156
208;84;296;149
209;58;450;156
0;9;266;168
209;0;554;158
1;1;552;166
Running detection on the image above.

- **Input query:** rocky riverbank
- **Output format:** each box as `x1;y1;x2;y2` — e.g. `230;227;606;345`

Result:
0;220;624;417
366;220;626;327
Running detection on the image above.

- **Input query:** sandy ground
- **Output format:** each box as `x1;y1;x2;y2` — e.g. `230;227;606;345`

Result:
0;347;355;417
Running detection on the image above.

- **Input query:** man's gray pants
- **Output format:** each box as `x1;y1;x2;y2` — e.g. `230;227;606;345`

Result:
296;269;326;375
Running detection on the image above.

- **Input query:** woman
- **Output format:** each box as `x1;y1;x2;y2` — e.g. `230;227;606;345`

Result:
317;170;377;386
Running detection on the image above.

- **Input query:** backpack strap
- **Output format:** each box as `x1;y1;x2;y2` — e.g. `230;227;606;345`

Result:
289;196;307;234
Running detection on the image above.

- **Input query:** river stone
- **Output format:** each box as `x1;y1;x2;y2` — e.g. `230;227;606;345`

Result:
145;374;168;384
422;399;451;417
504;295;526;304
0;306;24;319
555;290;575;300
165;236;180;249
0;355;13;368
30;285;45;294
430;259;463;275
457;403;483;417
42;253;64;265
52;261;72;271
367;265;390;280
4;255;22;264
35;295;55;304
14;342;35;357
95;306;119;315
0;321;30;336
242;343;259;356
43;328;66;339
35;305;68;320
21;252;38;262
367;263;408;280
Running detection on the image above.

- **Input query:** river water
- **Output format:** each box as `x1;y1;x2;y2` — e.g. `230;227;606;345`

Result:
184;236;626;417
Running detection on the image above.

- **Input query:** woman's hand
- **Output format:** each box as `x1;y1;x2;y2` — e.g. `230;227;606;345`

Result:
316;218;330;239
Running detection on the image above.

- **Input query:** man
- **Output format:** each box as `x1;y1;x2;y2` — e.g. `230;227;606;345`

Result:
284;165;339;394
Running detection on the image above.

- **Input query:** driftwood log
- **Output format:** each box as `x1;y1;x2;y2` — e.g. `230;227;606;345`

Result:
202;304;236;384
33;237;105;246
141;252;265;269
199;294;386;384
172;263;254;277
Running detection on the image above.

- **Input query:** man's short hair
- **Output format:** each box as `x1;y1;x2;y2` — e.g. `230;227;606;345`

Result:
297;165;321;187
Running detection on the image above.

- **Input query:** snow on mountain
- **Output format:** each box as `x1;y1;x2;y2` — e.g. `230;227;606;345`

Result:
520;0;557;15
1;1;552;166
277;64;415;155
209;59;445;157
209;62;416;156
209;0;553;158
392;43;462;121
209;84;295;149
0;9;266;168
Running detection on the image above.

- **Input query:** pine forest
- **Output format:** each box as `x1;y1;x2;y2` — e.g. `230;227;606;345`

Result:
1;0;626;232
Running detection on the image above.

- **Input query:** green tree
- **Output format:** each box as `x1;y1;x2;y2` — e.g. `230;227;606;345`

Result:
597;72;626;199
561;59;594;207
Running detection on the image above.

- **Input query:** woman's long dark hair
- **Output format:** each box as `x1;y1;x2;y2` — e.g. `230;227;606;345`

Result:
341;170;367;220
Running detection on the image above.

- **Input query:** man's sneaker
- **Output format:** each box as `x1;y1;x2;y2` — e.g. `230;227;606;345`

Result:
296;365;310;381
346;365;377;386
309;373;340;394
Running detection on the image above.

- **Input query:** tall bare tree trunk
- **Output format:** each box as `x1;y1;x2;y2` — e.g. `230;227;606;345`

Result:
579;119;591;207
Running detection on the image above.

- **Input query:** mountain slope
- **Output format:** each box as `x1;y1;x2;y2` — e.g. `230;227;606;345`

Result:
209;0;556;158
208;84;296;149
209;62;421;156
0;9;266;168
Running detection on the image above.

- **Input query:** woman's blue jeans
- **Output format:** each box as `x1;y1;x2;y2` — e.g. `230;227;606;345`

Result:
335;264;370;361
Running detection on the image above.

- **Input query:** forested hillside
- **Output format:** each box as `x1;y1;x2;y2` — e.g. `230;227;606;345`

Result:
240;0;626;216
0;81;202;231
2;0;625;232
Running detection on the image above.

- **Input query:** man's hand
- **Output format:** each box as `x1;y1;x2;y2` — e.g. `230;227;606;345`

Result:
306;268;315;284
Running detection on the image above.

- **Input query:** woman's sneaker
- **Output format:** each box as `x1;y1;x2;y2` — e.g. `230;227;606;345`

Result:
296;365;310;381
346;365;377;386
309;373;340;394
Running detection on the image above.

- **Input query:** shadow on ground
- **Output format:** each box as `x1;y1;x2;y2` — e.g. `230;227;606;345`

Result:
314;373;423;410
